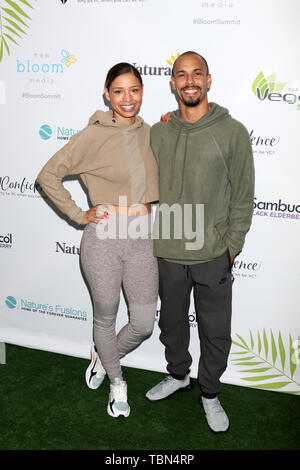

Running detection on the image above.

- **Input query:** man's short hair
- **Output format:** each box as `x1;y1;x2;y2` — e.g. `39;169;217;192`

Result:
172;51;210;77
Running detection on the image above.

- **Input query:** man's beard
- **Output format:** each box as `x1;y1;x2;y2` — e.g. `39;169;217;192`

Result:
181;87;202;107
182;97;201;107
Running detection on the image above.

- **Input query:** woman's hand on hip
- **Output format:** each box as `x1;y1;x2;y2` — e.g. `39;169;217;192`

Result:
82;206;110;225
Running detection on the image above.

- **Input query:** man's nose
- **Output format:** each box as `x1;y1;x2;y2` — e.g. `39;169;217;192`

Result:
186;75;194;86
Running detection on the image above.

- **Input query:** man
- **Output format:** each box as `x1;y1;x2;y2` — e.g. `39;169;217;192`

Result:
146;51;255;433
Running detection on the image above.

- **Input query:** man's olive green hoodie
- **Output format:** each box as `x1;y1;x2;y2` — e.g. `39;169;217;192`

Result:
150;102;255;263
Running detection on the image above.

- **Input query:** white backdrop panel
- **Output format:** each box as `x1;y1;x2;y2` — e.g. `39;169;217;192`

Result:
0;0;299;394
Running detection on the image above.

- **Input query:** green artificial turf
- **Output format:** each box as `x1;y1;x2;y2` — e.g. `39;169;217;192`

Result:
0;344;299;451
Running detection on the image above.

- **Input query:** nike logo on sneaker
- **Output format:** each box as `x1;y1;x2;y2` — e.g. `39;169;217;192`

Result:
89;362;97;383
109;399;115;414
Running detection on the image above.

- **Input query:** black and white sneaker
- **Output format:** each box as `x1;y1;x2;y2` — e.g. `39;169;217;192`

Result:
107;378;130;418
85;343;106;390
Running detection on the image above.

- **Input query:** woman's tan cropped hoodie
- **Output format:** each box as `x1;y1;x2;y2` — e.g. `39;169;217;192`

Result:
37;110;159;224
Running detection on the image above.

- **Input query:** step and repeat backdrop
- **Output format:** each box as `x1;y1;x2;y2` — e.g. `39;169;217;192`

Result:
1;0;299;395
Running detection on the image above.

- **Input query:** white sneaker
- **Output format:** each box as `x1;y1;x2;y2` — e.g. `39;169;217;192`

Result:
201;396;229;433
146;374;193;402
85;343;106;390
107;378;130;418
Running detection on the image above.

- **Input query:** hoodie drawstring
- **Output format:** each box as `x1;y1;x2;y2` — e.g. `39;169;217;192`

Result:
183;264;190;279
168;126;190;200
168;125;183;191
179;132;189;200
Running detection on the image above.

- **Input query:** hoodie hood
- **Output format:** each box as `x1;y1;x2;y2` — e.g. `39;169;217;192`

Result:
169;102;229;131
88;109;144;130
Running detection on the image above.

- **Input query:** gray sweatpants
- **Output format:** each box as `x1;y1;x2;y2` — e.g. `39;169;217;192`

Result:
80;213;158;383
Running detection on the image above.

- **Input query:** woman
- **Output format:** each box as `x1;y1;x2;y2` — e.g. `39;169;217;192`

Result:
37;63;159;418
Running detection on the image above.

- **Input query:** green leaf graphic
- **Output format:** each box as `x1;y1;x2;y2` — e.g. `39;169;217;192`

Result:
18;0;33;9
234;362;264;366
290;334;296;378
2;34;9;54
238;367;271;373
232;340;247;350
236;334;249;349
278;331;286;370
4;31;18;45
231;351;249;355
2;8;29;27
266;74;276;93
271;329;277;365
252;71;287;98
259;77;269;97
232;356;256;362
258;330;262;355
267;73;276;82
275;82;287;93
231;330;300;394
250;382;291;390
3;16;27;34
0;0;35;63
4;0;31;20
4;24;22;37
263;328;268;359
0;38;3;62
250;330;254;350
252;71;264;95
242;375;282;382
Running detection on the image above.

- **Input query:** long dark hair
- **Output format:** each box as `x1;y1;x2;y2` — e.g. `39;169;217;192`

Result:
105;63;143;90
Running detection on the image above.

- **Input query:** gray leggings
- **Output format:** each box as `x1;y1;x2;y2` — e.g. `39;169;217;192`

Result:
80;213;158;383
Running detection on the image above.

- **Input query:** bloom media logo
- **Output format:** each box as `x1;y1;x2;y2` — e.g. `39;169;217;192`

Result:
16;49;77;88
252;72;300;109
60;49;76;68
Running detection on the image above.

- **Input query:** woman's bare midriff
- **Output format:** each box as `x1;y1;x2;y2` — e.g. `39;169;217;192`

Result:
97;203;151;217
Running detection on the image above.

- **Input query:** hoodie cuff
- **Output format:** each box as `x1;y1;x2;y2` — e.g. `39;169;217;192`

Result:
228;244;242;258
67;207;85;225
